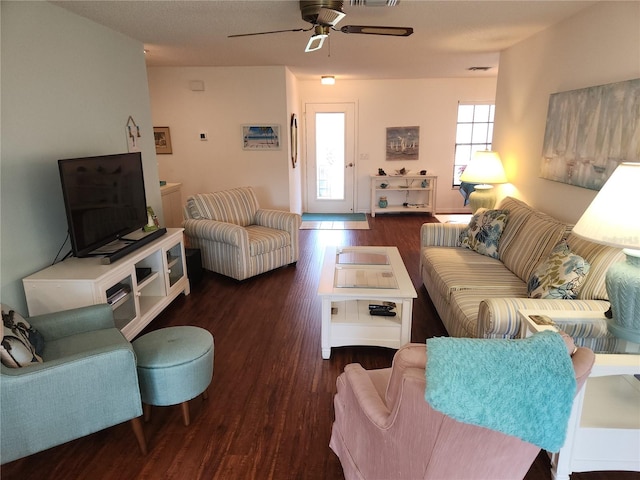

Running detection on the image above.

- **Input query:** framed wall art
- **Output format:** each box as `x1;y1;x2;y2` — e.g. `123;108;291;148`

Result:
242;125;281;150
290;114;298;168
540;78;640;190
153;126;173;155
386;126;419;161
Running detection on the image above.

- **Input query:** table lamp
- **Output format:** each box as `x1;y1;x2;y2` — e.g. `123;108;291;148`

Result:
459;150;508;212
572;162;640;343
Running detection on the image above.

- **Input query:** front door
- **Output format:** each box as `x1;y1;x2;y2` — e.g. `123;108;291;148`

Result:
305;102;355;213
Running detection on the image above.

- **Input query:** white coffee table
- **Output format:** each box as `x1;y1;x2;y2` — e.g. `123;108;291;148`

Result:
317;246;417;359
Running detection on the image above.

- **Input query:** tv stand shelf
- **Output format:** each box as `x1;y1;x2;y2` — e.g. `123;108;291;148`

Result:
23;228;190;340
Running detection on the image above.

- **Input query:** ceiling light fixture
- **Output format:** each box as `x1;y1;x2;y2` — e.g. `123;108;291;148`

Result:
321;76;336;85
305;25;330;52
306;34;328;52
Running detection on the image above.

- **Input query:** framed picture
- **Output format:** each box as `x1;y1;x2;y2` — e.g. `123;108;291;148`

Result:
242;125;281;150
154;126;173;154
386;126;419;161
540;78;640;190
290;114;298;167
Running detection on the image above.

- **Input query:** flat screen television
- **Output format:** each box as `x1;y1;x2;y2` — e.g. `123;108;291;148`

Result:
58;152;149;257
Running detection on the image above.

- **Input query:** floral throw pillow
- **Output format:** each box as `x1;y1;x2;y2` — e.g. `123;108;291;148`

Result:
528;241;591;299
459;208;510;259
1;305;44;368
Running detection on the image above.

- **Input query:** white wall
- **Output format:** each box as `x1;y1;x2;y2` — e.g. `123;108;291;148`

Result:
146;66;293;210
298;77;497;213
493;1;640;224
1;2;158;313
286;68;303;214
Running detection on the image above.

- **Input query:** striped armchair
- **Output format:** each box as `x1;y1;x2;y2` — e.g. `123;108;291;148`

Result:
183;187;301;281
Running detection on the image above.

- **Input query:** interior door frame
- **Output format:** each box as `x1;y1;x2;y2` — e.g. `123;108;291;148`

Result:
304;102;356;213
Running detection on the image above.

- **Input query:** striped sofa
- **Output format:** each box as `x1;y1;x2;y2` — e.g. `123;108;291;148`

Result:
183;187;301;281
420;196;625;351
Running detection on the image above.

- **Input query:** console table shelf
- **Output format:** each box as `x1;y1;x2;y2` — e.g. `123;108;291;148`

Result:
23;228;190;340
370;174;437;217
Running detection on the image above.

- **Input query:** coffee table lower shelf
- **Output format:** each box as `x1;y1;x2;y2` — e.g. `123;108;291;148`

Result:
321;298;412;359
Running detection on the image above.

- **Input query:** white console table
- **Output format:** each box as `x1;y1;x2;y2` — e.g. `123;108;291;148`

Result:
370;174;437;217
23;228;189;340
519;310;640;480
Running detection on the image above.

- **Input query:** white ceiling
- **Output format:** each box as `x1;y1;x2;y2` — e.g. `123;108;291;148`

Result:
53;0;596;80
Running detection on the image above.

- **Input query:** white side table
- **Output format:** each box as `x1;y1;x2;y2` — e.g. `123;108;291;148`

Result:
519;310;640;480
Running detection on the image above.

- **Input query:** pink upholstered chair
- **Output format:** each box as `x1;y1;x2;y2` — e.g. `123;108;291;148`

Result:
330;335;595;480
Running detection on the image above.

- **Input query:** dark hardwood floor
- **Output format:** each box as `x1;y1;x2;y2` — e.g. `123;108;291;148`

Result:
3;214;638;480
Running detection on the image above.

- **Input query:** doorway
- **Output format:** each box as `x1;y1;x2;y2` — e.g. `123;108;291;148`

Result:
305;102;355;213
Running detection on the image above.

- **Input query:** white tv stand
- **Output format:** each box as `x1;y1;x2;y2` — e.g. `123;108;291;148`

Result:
23;228;190;340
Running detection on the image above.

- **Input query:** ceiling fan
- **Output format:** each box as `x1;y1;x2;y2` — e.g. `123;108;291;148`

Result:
228;0;413;53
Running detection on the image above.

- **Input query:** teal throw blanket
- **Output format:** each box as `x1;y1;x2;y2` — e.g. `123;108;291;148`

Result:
425;331;576;452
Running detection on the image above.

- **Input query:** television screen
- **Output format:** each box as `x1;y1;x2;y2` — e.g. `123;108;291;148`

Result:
58;152;148;257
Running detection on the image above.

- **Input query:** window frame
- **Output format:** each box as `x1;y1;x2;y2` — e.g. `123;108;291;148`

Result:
453;102;495;187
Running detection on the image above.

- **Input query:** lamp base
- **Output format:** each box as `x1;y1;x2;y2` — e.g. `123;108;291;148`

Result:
468;185;496;213
606;249;640;344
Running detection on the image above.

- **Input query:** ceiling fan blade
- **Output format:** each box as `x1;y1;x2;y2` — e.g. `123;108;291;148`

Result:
229;27;312;38
339;25;413;36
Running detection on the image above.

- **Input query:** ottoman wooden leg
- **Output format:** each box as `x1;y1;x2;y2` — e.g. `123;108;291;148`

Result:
181;401;191;426
130;417;148;455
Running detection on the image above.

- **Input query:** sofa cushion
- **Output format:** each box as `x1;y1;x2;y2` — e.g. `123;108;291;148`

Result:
566;233;625;300
1;306;44;368
528;241;591;299
422;247;526;303
186;187;259;226
246;225;290;256
459;208;510;259
497;200;568;283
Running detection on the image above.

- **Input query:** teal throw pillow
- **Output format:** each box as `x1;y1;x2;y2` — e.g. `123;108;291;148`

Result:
459;208;510;259
528;241;590;299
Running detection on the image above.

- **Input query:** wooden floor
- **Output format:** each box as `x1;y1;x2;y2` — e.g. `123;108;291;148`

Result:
3;214;637;480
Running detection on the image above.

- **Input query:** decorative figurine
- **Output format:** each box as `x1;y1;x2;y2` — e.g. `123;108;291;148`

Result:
378;168;387;176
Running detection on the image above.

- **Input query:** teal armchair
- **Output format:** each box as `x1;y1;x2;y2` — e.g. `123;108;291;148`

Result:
1;304;146;464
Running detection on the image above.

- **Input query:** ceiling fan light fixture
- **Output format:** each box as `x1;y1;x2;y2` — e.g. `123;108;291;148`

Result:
316;7;346;27
305;34;328;52
321;76;336;85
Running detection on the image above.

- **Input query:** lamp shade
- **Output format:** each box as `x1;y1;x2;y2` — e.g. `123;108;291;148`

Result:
572;162;640;345
459;151;508;185
572;162;640;250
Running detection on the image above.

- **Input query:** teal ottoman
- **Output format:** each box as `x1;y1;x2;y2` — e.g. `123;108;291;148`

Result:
133;326;214;426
